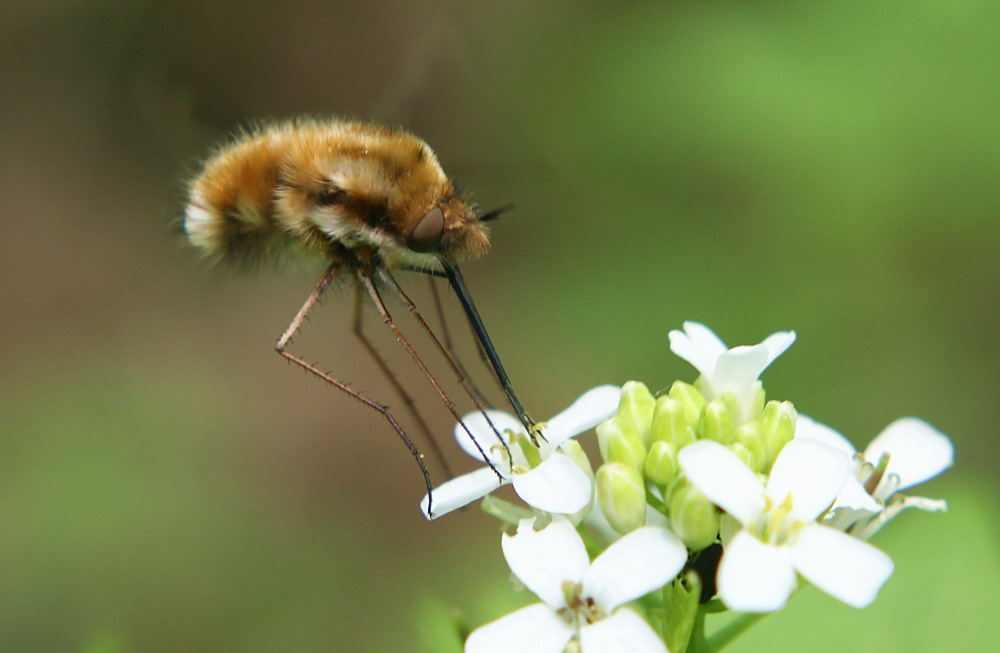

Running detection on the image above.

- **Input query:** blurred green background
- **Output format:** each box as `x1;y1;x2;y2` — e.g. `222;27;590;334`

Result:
1;1;997;651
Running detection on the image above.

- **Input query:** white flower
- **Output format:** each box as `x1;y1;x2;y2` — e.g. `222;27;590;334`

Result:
679;439;894;612
668;322;795;423
420;385;622;520
796;416;953;538
465;517;685;653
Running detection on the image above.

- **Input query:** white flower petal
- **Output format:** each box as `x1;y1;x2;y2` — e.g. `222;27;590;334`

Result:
678;440;765;525
792;524;894;608
832;476;882;513
767;439;851;521
669;321;728;378
465;603;574;653
579;608;668;653
502;518;590;609
711;345;769;419
794;415;858;457
543;385;622;446
760;330;796;368
583;526;687;612
864;418;954;490
712;344;770;395
455;410;524;463
513;454;593;514
717;530;796;613
420;466;507;520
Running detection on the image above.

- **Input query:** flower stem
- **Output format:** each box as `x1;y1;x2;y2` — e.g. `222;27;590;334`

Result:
645;487;667;514
686;607;709;653
706;612;767;651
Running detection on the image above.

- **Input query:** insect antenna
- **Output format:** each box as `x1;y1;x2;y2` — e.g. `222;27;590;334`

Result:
477;203;516;222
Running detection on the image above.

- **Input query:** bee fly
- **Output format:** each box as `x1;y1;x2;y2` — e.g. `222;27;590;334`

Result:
183;118;535;515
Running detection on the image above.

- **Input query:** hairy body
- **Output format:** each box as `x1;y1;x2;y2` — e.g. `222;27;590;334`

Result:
184;119;490;270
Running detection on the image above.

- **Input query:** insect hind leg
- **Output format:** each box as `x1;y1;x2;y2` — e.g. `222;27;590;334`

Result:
275;263;436;513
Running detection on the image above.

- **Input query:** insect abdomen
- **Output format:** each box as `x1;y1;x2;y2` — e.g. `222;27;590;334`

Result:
185;130;324;265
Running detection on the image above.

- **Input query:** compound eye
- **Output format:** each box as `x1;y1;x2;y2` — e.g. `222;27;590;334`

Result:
407;206;445;253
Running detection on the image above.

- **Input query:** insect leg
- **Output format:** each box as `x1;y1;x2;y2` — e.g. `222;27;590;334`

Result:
275;263;436;513
351;284;453;478
380;269;512;465
406;266;509;409
359;267;508;480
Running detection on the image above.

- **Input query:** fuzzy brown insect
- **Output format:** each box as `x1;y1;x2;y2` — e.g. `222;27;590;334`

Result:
184;119;532;516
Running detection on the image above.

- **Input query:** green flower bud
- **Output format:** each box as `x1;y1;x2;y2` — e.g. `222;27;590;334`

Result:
596;462;647;534
668;479;720;551
698;398;735;444
618;381;655;444
667;381;705;424
596;417;647;470
650;396;697;449
733;422;765;473
759;400;797;470
645;440;678;487
557;438;594;479
727;441;757;471
719;391;743;426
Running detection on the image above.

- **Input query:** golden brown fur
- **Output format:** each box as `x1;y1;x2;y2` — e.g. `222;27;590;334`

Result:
184;119;490;270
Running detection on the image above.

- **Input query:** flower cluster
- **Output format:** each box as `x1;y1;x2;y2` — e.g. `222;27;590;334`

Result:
425;322;953;653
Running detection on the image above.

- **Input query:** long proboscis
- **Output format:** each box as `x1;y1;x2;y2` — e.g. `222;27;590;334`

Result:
439;259;537;438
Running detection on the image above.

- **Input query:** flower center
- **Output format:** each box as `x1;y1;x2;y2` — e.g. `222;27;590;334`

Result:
558;581;607;627
750;493;805;546
488;428;540;474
